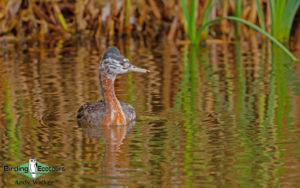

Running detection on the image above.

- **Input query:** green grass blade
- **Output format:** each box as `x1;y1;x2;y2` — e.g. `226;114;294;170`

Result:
235;0;242;33
235;0;242;17
276;0;286;21
200;0;214;39
189;0;196;41
180;0;190;37
275;0;286;39
255;0;266;31
269;0;276;35
195;16;298;61
281;0;300;40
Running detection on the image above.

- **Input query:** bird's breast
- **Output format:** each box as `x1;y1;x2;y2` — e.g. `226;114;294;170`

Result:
102;99;128;126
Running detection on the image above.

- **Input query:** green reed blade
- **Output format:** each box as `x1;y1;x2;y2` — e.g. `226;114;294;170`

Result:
269;0;276;35
200;0;215;40
255;0;266;31
276;0;286;21
281;0;300;41
180;0;190;37
189;0;196;41
270;0;286;38
269;0;300;41
234;0;242;33
195;16;298;61
235;0;242;18
275;0;286;38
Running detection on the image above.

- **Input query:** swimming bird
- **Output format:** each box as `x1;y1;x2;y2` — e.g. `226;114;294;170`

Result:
77;47;148;126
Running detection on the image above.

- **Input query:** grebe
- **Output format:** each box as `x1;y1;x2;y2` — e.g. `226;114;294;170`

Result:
77;47;148;126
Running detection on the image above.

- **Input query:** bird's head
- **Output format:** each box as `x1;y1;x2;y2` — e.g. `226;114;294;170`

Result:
100;47;149;78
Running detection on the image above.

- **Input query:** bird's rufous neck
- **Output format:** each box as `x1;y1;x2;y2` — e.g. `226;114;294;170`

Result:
100;72;117;103
100;72;128;125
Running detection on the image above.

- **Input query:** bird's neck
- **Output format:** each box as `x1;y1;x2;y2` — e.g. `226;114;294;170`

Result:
100;72;128;125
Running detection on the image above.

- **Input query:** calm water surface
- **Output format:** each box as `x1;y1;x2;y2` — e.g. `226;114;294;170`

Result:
0;38;300;187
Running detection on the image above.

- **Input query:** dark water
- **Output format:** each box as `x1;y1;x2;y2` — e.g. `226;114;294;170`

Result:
0;38;300;187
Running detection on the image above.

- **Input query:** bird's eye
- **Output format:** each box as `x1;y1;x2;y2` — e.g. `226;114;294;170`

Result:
122;62;130;68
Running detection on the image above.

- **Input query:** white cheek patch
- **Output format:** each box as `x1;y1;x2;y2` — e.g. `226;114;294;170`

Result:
103;57;132;75
112;59;120;64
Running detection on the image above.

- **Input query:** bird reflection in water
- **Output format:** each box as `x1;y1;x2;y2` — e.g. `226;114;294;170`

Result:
80;121;135;186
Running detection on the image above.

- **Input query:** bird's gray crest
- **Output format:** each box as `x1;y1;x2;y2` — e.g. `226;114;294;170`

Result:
102;47;121;60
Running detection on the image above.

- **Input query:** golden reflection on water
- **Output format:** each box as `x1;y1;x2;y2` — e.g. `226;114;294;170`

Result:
0;37;300;187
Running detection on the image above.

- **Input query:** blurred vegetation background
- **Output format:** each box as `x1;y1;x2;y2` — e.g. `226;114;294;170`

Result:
0;0;299;46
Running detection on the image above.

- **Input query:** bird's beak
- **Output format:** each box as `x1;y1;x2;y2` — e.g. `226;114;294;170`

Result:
128;65;149;73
